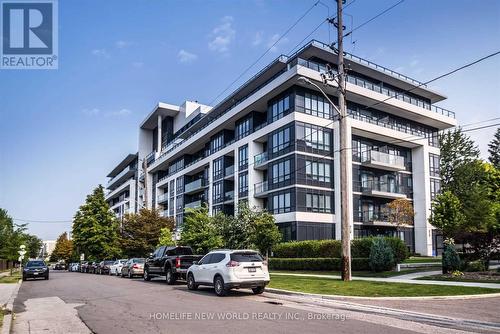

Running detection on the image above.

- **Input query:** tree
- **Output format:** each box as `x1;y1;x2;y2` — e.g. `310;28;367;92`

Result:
384;199;414;230
72;185;121;261
23;234;43;259
119;209;175;257
0;209;28;272
442;238;461;274
429;191;466;238
180;206;223;254
248;210;281;258
369;237;395;272
488;127;500;169
50;232;73;262
216;203;252;249
439;129;480;191
157;227;176;247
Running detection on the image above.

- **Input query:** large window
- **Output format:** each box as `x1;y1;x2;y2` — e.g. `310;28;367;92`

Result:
238;145;248;170
213;157;223;180
429;153;440;177
176;177;184;194
295;91;333;119
269;95;291;122
305;193;332;213
236;117;251;139
304;125;330;151
238;172;248;197
210;133;224;153
271;192;292;214
271;159;292;184
213;181;223;203
430;178;441;201
305;160;331;183
271;127;292;153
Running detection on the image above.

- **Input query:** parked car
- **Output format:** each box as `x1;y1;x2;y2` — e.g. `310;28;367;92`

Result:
144;246;202;284
121;258;145;278
97;260;115;275
71;263;80;272
109;259;128;276
186;250;269;297
87;261;99;274
80;261;89;273
54;262;66;270
23;260;49;281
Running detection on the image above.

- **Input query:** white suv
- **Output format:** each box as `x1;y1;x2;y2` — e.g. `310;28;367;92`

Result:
186;250;270;296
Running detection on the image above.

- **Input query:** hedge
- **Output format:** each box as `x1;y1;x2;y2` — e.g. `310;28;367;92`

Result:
269;258;371;271
272;237;409;263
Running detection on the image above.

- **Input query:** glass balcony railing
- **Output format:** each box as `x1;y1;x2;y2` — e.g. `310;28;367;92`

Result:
355;210;390;223
224;191;234;202
184;200;202;210
107;166;135;188
254;152;268;167
360;150;405;170
157;193;168;203
254;181;268;196
354;180;408;196
225;165;235;177
184;178;207;193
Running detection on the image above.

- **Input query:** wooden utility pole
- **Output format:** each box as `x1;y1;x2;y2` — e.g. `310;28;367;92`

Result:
336;0;352;281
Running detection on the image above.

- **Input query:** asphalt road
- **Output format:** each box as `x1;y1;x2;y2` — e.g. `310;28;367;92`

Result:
12;271;487;334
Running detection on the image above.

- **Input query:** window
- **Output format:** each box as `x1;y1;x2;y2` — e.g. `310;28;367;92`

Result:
304;125;330;151
305;160;331;183
238;172;248;196
213;181;223;203
176;195;183;211
236;117;251;139
271;127;291;153
213;157;223;180
210;253;226;263
429;153;440;177
271;192;292;214
198;254;212;265
296;91;333;119
269;95;291;122
305;193;332;213
176;177;184;194
271;159;291;184
211;133;224;153
430;178;441;200
238;145;248;169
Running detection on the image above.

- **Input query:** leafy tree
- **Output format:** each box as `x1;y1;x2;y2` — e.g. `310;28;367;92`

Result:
488;127;500;169
439;129;480;191
50;232;73;262
442;239;461;274
180;206;223;254
384;198;414;230
72;185;121;261
157;227;176;247
429;191;466;237
119;208;175;257
0;209;28;272
216;203;252;249
248;209;281;258
369;237;395;272
23;234;43;259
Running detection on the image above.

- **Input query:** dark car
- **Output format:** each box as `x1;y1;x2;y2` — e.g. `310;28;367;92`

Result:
89;262;99;274
144;246;202;284
54;263;66;270
97;260;115;275
23;260;49;281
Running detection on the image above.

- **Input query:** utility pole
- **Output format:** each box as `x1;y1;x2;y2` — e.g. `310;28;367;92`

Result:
142;158;149;209
336;0;352;281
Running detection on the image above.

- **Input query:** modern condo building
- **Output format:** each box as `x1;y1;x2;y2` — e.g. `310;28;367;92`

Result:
105;153;139;219
133;40;455;256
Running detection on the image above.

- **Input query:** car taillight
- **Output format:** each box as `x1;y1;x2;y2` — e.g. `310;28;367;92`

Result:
175;257;181;268
226;260;239;267
132;264;139;269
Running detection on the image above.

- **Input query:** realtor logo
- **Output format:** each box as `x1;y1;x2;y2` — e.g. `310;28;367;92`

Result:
1;0;58;69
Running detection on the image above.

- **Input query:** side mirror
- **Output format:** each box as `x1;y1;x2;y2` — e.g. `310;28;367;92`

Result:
192;261;198;265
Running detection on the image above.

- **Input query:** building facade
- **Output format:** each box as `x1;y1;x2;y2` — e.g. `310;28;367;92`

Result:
105;153;139;219
134;40;456;256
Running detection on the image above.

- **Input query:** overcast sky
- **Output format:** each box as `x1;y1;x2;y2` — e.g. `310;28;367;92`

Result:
0;0;499;240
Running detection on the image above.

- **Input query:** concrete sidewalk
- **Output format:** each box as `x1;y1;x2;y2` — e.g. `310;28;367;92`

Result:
271;272;500;289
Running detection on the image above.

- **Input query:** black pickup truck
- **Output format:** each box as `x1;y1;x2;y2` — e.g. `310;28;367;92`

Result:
144;246;203;284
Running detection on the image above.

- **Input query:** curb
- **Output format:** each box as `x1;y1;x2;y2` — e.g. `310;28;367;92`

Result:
1;279;21;334
265;287;500;301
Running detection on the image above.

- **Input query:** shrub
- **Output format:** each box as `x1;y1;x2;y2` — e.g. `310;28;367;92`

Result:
369;237;395;272
351;238;373;258
268;258;370;271
272;240;341;258
442;242;461;274
464;260;486;272
384;237;410;264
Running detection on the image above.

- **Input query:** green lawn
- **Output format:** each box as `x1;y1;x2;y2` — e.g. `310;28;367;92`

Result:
271;267;438;278
0;272;21;284
268;274;500;297
402;257;442;264
417;274;500;284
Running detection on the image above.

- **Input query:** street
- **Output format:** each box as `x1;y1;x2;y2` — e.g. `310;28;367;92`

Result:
11;271;500;334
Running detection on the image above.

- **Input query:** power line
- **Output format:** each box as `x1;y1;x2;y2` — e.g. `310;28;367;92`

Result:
12;218;73;224
460;122;500;133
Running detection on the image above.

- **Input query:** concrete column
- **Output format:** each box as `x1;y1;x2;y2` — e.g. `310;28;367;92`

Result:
157;114;162;153
234;148;239;214
208;160;213;216
247;141;263;210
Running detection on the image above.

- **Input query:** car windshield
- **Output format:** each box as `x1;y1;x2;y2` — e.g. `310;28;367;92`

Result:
26;261;45;267
104;261;114;265
133;258;145;263
230;252;263;262
175;247;193;255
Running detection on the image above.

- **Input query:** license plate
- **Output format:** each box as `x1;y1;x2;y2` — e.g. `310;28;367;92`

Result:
248;267;256;273
34;272;39;275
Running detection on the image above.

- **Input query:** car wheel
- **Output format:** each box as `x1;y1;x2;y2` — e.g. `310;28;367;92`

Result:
128;270;132;279
166;268;176;285
187;273;198;290
252;286;265;295
214;276;228;297
144;269;151;281
45;275;49;280
22;275;26;281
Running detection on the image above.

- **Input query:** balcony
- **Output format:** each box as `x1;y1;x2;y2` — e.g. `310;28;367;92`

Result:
157;193;168;204
356;210;391;225
224;165;235;179
224;191;234;203
107;166;136;190
184;200;202;210
159;210;168;217
360;150;406;172
254;152;268;170
184;178;208;194
254;181;269;198
355;180;408;199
